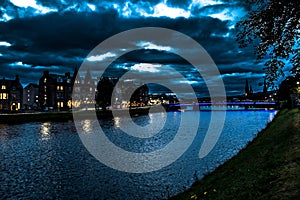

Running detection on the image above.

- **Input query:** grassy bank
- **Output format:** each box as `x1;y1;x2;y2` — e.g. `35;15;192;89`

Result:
172;109;300;199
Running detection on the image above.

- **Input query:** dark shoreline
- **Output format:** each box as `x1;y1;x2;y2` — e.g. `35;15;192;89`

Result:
0;107;153;124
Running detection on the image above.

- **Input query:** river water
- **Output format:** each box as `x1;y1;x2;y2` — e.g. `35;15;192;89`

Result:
0;110;276;199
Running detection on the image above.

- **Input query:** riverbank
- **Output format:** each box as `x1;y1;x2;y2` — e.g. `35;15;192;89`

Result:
171;109;300;199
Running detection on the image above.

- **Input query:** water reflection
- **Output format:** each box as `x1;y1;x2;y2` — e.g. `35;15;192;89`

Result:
1;110;277;200
40;122;51;141
114;117;120;128
0;124;8;141
269;111;278;122
82;119;92;133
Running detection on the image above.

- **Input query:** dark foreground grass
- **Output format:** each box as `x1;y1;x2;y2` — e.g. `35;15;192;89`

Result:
171;109;300;200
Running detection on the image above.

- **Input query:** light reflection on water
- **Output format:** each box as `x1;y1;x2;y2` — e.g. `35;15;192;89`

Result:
0;110;277;199
82;119;93;133
40;122;51;141
269;110;278;122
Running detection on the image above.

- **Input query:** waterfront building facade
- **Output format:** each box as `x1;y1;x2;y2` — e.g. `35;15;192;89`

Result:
23;83;39;110
72;69;97;109
39;71;73;111
0;75;23;111
111;79;149;108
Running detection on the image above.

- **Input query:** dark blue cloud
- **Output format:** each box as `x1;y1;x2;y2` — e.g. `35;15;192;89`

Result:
0;0;262;96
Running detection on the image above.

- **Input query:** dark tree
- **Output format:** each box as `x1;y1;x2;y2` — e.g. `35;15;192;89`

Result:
237;0;300;86
277;74;300;108
129;85;149;107
96;77;114;110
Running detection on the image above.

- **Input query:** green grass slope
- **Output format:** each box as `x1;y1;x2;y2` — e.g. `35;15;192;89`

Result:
172;109;300;200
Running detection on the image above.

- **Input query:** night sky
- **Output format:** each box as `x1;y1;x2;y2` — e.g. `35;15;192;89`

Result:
0;0;268;97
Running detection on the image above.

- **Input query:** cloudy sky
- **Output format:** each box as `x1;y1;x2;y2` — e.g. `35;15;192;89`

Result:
0;0;266;97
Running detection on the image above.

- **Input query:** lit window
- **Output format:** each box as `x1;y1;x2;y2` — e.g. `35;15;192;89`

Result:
57;102;63;107
44;78;47;83
0;93;8;99
57;86;64;91
2;85;6;90
28;99;30;102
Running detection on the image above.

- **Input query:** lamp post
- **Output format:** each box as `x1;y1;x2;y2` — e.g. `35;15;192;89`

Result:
296;81;300;109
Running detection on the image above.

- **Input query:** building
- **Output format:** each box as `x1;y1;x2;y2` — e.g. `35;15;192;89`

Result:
72;69;97;109
23;83;39;110
111;79;149;108
0;75;23;111
39;71;73;111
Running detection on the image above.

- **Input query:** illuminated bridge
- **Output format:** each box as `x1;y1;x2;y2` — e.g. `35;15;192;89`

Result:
164;101;278;111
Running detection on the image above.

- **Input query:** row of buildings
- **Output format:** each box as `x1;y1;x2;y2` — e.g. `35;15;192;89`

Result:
0;69;82;112
0;69;150;112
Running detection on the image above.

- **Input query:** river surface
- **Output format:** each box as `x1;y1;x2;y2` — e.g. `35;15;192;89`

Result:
0;110;277;199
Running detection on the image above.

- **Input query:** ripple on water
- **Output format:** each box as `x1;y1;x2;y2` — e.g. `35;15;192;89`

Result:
0;110;277;199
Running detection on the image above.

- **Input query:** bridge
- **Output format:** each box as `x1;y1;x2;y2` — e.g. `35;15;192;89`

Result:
164;101;277;111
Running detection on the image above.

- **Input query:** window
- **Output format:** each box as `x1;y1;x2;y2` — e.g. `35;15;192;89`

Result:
0;93;8;99
44;78;47;83
57;102;63;108
1;85;6;90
